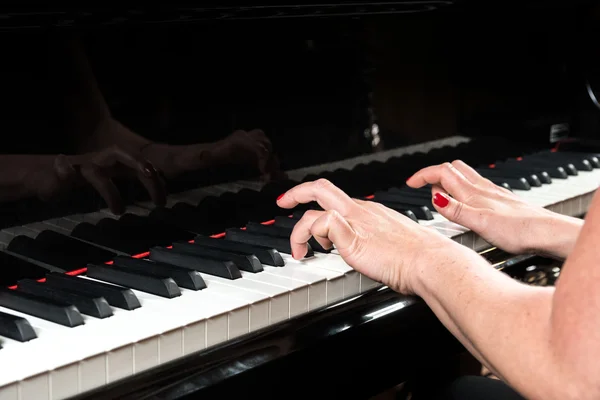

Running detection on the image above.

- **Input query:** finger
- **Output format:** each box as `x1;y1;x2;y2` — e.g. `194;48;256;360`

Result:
290;209;356;259
94;147;167;207
92;146;149;174
406;162;476;202
430;191;486;231
249;129;273;153
353;198;395;218
288;211;315;258
289;210;332;257
449;160;498;189
80;164;124;214
53;154;79;186
277;179;359;217
136;168;167;207
448;160;485;183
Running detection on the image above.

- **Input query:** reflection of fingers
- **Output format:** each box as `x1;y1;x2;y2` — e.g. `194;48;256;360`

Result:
291;210;356;259
54;154;78;182
249;129;273;153
80;164;124;214
136;170;167;207
92;146;151;177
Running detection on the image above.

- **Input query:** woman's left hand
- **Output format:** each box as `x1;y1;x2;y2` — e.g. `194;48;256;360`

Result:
276;179;471;294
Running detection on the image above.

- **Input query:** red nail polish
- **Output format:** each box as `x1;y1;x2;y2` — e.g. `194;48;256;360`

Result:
406;175;412;183
291;251;295;259
276;193;284;201
433;193;450;208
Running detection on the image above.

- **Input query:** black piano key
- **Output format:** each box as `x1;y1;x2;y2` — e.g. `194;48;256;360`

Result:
35;230;116;263
6;236;73;272
0;251;55;286
273;216;297;229
244;222;331;253
44;272;141;310
503;159;572;177
487;176;529;190
71;222;138;255
374;191;434;207
87;263;181;298
368;199;433;220
475;167;542;187
150;247;242;280
118;213;195;244
530;152;593;171
193;235;284;267
521;157;578;175
0;287;84;327
172;242;263;273
398;209;419;222
95;217;164;253
112;256;207;290
17;278;113;319
491;164;553;183
225;229;314;257
0;311;37;342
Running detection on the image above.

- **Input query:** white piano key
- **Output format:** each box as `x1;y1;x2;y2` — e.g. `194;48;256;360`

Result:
261;266;327;310
278;260;345;304
43;216;79;231
1;226;37;239
200;274;291;324
285;253;361;297
239;271;309;316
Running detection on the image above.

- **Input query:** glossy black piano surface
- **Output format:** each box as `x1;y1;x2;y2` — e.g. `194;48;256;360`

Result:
0;1;599;399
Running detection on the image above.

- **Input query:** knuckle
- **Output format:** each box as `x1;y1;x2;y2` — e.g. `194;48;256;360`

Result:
441;162;455;177
452;201;464;221
303;209;321;220
450;159;464;167
315;178;333;190
109;144;122;153
250;128;266;136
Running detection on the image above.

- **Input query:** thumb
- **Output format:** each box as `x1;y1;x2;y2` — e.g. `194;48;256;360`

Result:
432;192;481;230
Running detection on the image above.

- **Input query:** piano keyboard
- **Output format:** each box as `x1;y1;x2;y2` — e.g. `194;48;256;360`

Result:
0;136;598;400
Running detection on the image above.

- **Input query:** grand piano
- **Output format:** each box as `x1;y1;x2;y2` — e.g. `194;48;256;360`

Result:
0;1;599;399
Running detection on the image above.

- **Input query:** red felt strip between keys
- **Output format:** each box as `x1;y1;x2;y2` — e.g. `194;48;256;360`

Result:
6;219;281;290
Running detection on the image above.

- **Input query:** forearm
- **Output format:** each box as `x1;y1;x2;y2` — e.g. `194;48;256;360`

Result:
0;155;55;201
528;211;583;259
411;244;565;400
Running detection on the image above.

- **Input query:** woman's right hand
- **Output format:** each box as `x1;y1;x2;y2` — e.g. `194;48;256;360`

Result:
406;160;583;258
26;146;166;214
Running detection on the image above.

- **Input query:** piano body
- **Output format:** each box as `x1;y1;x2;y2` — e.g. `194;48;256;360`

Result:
0;1;599;399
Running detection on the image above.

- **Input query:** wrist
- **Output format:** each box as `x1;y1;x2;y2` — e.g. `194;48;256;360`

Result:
404;238;483;297
528;211;583;259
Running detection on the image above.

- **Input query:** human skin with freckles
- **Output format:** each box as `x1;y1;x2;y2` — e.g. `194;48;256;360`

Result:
276;160;599;400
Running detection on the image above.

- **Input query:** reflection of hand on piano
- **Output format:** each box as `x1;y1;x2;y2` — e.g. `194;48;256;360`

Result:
30;147;166;214
141;128;286;181
407;160;584;259
276;178;466;295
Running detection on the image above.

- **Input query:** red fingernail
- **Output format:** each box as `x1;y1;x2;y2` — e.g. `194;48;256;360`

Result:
433;193;450;208
276;193;285;201
291;251;295;259
406;175;412;183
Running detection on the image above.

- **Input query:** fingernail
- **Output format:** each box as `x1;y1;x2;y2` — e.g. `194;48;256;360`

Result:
406;175;412;182
143;162;156;177
276;193;285;201
291;251;295;259
433;193;449;208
